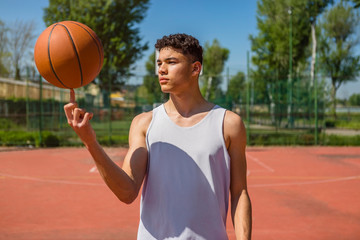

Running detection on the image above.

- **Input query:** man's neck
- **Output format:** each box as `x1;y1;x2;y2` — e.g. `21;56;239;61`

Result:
165;91;214;118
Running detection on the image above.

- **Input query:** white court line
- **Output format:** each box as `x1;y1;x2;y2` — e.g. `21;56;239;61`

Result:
246;153;275;173
2;173;359;188
0;173;104;186
345;159;360;168
89;166;98;173
249;175;360;188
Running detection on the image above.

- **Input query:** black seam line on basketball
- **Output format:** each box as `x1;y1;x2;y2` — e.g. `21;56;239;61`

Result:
48;24;70;88
58;23;84;86
69;21;102;73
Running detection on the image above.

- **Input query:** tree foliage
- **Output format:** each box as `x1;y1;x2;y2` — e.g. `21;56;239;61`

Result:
0;19;10;77
201;39;229;101
226;71;246;105
250;0;333;83
353;0;360;8
308;0;334;85
349;93;360;106
142;52;166;104
7;20;36;80
43;0;150;91
249;0;335;127
250;0;310;81
318;1;360;117
250;0;307;121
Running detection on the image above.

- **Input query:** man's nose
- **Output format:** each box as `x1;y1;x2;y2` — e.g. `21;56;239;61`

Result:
158;63;167;74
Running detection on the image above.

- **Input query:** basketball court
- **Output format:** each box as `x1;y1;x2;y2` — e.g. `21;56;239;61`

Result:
0;146;359;240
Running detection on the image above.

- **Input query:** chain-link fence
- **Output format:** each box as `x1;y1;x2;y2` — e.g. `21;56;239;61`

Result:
0;76;359;147
211;74;360;146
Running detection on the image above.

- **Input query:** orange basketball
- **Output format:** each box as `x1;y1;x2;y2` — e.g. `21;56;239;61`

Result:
34;21;104;89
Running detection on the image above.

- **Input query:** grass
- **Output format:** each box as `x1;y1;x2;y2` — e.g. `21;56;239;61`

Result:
1;116;359;147
332;112;360;130
334;120;360;130
92;119;132;132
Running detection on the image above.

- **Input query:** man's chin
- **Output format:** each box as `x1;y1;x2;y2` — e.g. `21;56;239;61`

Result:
160;87;171;93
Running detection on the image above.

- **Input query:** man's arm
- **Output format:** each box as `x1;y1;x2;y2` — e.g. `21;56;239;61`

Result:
224;111;252;240
64;89;150;204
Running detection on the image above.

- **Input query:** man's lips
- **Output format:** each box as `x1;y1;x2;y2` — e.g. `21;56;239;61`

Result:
159;77;169;84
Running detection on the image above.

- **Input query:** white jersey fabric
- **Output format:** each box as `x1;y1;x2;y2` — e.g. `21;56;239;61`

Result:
137;104;231;240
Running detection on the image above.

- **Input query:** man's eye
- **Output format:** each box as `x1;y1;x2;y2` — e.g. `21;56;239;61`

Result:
168;61;176;64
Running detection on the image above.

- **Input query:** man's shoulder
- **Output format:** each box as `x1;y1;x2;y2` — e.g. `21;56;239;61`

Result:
131;110;153;131
224;110;244;127
223;110;246;144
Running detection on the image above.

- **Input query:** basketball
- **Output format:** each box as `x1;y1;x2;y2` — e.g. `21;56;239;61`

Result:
34;21;104;89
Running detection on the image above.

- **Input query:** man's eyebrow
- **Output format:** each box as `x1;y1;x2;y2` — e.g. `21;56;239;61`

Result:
157;57;179;62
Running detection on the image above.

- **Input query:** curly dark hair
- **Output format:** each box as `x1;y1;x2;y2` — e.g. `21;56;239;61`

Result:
155;33;203;64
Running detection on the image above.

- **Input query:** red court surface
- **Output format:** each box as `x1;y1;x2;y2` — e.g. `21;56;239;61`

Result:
0;146;359;240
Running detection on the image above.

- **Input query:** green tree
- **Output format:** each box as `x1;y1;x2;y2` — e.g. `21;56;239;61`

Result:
7;19;36;80
43;0;149;92
318;1;360;118
250;0;333;126
250;0;313;81
308;0;334;86
135;84;151;107
142;52;166;104
0;19;10;77
201;39;229;101
250;0;309;126
226;71;246;107
353;0;360;8
349;93;360;106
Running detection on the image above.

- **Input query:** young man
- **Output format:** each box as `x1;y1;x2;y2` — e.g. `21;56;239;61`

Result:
64;33;252;240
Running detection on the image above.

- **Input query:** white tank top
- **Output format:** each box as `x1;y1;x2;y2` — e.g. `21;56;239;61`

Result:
137;104;230;240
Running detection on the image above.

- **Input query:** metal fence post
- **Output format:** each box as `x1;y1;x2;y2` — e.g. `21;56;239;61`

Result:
109;80;112;145
26;67;30;130
246;51;250;144
39;76;43;146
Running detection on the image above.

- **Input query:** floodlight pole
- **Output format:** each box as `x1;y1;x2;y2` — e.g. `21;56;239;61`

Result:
314;54;319;145
39;76;43;146
246;51;250;144
59;89;63;129
288;8;294;128
109;80;112;145
26;66;30;130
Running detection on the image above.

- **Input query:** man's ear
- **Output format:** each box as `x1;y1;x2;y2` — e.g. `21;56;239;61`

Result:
192;62;202;76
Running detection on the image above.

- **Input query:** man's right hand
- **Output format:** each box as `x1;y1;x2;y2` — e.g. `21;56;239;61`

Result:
64;89;96;146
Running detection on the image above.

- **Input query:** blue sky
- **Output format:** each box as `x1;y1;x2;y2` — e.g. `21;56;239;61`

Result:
0;0;359;98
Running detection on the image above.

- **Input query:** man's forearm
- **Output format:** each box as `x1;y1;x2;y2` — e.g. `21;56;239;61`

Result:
85;140;137;204
232;190;252;240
